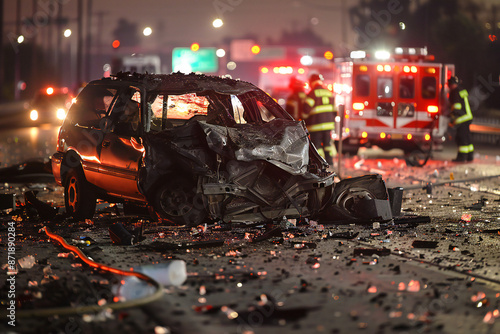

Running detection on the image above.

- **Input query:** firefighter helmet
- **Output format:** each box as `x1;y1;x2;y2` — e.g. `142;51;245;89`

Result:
447;76;459;86
309;73;324;87
289;76;305;90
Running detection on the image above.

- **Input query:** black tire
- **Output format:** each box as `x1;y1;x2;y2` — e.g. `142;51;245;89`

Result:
64;168;96;220
153;176;207;226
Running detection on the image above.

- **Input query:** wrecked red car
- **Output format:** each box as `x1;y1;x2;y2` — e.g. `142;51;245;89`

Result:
51;72;392;225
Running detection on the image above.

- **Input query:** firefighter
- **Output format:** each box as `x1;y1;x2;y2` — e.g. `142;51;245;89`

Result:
447;76;474;162
303;73;336;166
285;76;306;120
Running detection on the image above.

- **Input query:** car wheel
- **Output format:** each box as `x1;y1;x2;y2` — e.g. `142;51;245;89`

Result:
153;176;207;226
64;168;96;220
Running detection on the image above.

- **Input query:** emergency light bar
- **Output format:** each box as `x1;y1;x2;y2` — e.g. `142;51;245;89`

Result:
350;47;431;61
350;50;366;59
374;50;390;60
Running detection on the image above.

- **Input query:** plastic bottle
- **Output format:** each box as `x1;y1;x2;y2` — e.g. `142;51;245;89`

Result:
115;260;187;300
133;260;187;286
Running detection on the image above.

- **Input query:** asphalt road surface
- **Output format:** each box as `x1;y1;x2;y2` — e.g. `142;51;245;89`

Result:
1;123;500;334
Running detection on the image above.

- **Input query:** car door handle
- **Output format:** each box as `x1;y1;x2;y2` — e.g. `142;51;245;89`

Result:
102;140;110;147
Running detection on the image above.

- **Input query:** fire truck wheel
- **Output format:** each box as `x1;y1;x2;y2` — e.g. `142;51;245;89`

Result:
405;149;431;167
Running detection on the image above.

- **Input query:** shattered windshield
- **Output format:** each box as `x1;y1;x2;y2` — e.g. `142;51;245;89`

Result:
147;89;289;133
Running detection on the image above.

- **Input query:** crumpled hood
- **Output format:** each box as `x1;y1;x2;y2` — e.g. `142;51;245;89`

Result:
199;118;310;175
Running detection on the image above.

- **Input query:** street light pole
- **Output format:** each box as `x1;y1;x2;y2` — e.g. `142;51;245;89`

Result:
0;0;4;102
76;0;83;87
14;0;21;101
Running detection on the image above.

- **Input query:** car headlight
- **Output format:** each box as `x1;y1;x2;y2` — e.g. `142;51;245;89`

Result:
56;108;66;120
30;109;38;121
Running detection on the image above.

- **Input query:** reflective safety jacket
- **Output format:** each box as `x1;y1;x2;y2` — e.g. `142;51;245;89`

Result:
303;86;336;132
285;90;307;120
449;87;473;125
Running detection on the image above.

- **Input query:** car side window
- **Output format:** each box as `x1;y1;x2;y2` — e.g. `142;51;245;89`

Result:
109;88;141;136
67;86;117;127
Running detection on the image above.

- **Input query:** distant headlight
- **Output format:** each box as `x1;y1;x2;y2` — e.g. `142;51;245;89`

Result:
56;108;66;120
30;109;38;121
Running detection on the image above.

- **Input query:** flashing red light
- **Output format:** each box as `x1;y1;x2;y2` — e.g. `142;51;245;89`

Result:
425;134;431;141
46;87;54;95
251;45;261;54
410;66;418;73
403;65;410;73
112;40;120;49
361;131;368;139
380;132;386;139
377;65;384;72
427;105;439;113
324;51;334;60
407;134;413;140
260;67;269;74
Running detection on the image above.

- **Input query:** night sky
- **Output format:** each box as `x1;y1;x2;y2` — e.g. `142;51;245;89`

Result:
3;0;350;51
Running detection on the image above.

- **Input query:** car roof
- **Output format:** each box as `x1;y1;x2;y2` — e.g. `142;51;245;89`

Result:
88;72;261;95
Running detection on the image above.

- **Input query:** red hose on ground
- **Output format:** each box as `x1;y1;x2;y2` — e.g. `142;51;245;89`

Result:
43;226;153;281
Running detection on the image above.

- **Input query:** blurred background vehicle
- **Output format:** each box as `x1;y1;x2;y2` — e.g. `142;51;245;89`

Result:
28;87;73;124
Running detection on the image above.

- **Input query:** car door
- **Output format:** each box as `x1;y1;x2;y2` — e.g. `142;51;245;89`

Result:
96;87;145;200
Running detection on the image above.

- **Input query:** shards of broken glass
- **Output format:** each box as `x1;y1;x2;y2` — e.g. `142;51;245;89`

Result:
18;255;36;269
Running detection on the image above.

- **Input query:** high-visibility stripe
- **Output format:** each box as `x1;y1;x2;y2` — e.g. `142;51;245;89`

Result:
314;89;332;98
307;122;335;132
310;104;334;115
316;147;325;159
458;145;470;153
324;145;334;154
455;89;473;125
305;97;315;107
467;144;474;152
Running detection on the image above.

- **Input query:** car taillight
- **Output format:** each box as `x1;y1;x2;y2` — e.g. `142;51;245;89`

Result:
427;105;438;113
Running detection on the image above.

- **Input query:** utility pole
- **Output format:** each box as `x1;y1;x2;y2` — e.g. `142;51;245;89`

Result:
0;0;4;102
56;1;62;84
76;0;83;87
32;0;38;92
14;0;21;100
85;0;92;82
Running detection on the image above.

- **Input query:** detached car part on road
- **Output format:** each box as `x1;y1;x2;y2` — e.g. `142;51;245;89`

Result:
51;72;393;225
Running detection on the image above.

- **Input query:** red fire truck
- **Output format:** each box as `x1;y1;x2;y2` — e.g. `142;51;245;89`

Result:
332;47;455;157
